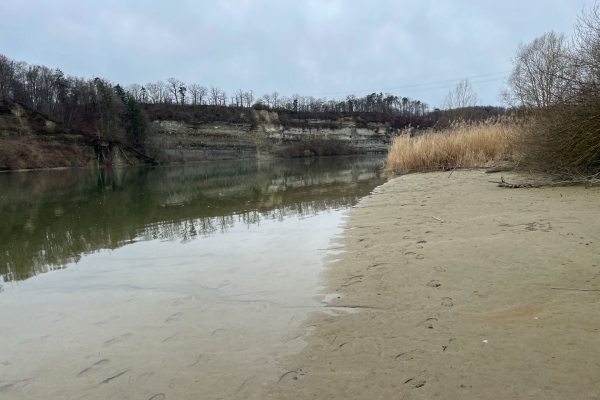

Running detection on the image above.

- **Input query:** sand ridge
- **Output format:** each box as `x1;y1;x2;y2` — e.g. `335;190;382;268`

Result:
262;170;600;399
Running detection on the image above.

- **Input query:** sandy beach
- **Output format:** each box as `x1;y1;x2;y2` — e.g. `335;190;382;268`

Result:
260;170;600;399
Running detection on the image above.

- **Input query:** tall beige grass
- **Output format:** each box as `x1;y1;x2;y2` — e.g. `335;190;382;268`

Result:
386;119;518;174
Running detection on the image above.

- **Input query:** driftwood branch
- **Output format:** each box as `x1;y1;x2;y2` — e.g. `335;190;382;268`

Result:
447;164;459;178
489;176;535;188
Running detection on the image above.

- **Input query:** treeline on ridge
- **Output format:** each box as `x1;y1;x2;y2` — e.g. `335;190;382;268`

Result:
0;53;505;150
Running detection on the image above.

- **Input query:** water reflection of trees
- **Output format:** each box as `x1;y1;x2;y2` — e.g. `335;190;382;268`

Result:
0;156;386;283
143;197;355;243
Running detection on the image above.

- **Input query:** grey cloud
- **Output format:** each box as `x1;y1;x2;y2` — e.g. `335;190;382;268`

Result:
0;0;588;107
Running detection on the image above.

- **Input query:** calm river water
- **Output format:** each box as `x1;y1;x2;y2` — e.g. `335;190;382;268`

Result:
0;156;387;400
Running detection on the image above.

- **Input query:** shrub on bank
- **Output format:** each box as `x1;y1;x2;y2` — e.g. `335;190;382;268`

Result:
497;5;600;183
514;95;600;180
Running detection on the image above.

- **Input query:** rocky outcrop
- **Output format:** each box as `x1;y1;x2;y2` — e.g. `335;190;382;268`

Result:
150;110;393;163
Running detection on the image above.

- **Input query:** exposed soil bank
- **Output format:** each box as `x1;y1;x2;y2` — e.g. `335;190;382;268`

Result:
262;170;600;399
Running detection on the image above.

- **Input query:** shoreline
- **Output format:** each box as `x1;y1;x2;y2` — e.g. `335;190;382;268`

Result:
0;152;387;174
261;169;600;399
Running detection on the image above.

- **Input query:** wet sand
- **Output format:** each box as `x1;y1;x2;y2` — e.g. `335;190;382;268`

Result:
264;170;600;399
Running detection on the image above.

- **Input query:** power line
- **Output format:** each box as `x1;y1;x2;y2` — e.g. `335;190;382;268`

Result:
405;76;506;95
319;62;511;90
307;70;509;97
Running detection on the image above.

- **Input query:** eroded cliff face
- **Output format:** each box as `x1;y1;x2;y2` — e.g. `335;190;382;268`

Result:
0;100;396;170
0;99;96;170
150;120;258;162
149;109;393;162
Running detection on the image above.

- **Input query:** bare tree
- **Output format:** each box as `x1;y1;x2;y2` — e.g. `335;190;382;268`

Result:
188;83;206;105
502;31;573;108
210;86;221;105
126;84;142;101
167;78;183;105
145;82;159;103
573;4;600;88
233;89;244;107
146;81;170;104
243;90;253;107
0;54;13;98
271;91;280;109
443;78;479;109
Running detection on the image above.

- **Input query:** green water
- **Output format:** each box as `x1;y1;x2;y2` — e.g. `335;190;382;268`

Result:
0;155;388;399
0;156;387;285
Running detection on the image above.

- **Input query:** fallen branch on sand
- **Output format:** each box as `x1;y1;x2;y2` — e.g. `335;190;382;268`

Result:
447;164;459;178
489;176;535;188
551;287;600;292
491;172;600;188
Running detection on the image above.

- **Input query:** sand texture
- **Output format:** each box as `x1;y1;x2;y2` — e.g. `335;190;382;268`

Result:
262;170;600;399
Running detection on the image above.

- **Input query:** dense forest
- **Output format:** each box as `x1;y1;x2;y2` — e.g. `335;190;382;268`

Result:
0;53;505;150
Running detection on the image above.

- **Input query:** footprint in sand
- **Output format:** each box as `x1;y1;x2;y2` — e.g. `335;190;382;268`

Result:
77;359;110;377
211;328;226;337
217;280;231;290
103;334;132;347
395;349;425;362
0;384;14;394
442;338;458;352
434;266;446;272
187;353;216;368
418;318;438;329
162;332;184;343
277;370;299;387
427;280;441;288
137;371;155;381
165;312;183;324
405;377;426;389
442;297;454;307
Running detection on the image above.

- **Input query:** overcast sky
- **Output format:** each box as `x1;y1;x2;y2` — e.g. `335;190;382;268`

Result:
0;1;589;107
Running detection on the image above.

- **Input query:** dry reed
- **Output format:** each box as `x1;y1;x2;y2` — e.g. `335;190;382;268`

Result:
386;119;518;174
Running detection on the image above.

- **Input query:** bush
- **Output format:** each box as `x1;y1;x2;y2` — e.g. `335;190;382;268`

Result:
516;94;600;175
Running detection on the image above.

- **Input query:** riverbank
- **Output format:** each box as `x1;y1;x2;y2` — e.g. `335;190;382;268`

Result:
265;170;600;399
0;97;388;171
